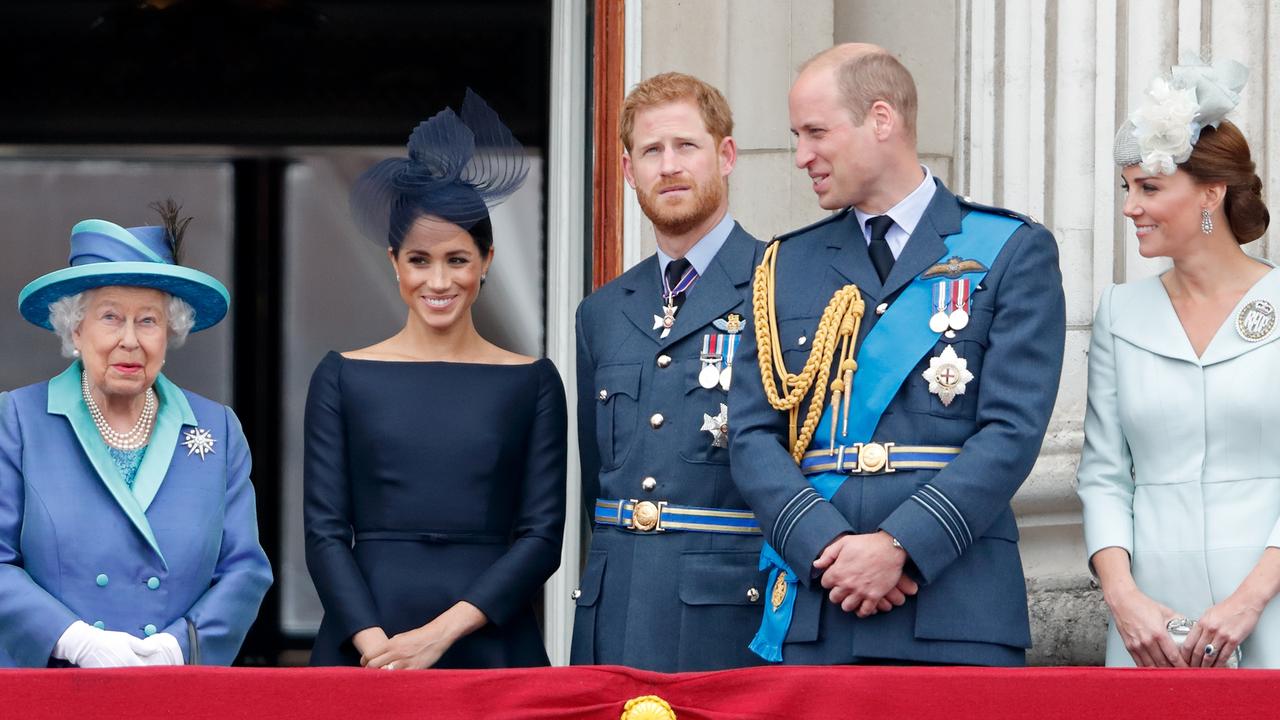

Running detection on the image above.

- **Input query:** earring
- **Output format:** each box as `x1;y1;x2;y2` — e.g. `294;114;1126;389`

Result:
72;348;80;358
395;273;401;282
480;274;487;286
1201;209;1214;235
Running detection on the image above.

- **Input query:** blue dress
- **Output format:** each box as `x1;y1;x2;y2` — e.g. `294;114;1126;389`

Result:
303;352;567;667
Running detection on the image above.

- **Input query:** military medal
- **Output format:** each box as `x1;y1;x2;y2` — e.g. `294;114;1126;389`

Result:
719;333;739;391
922;345;973;407
182;427;216;460
699;333;723;388
653;304;678;338
1236;299;1276;342
949;278;972;330
929;281;950;333
701;402;729;448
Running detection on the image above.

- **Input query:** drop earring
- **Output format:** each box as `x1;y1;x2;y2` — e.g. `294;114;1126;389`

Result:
480;274;487;286
1201;209;1214;235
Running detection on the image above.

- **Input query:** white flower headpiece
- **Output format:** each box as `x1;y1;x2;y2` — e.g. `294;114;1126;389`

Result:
1115;53;1249;175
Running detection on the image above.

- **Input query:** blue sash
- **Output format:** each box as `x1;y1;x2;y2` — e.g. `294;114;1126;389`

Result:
749;210;1022;662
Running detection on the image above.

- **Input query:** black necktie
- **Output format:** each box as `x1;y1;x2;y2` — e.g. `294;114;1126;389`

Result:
663;257;695;311
866;215;896;284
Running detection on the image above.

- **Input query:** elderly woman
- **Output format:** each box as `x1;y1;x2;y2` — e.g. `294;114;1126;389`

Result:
0;203;272;667
1078;57;1277;668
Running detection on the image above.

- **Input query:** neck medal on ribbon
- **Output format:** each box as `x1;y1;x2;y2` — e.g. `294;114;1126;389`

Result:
653;262;698;339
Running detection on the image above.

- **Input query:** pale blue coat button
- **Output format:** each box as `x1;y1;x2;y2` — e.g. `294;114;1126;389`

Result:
143;624;157;636
92;621;105;630
95;574;109;587
146;577;160;590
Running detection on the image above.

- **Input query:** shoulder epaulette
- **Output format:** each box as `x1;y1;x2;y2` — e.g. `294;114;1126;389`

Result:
770;207;853;245
955;194;1042;227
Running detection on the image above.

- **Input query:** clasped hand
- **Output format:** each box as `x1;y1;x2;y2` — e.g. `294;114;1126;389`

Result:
57;620;182;667
814;531;918;617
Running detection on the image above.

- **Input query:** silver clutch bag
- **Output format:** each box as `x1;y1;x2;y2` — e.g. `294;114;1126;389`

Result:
1166;617;1242;668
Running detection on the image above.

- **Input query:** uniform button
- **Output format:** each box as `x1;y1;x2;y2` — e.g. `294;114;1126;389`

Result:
143;624;157;636
571;589;582;600
95;574;109;587
798;336;807;345
147;577;160;590
650;413;665;429
641;476;657;492
92;621;106;630
875;302;888;315
747;588;761;603
656;354;672;368
598;389;608;401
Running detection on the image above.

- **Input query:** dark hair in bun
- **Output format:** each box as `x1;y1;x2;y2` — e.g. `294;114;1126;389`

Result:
1181;120;1269;243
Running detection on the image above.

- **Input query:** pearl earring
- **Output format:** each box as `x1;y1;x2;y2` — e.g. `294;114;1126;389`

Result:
72;349;80;358
1201;209;1214;235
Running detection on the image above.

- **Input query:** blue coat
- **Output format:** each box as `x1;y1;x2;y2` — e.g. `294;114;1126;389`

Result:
728;181;1065;665
571;223;768;671
0;362;272;667
1079;271;1280;667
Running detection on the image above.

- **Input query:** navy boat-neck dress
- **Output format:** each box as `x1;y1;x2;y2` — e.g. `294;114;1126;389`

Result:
304;352;567;667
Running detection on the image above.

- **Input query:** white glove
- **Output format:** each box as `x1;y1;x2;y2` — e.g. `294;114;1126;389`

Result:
52;620;149;668
133;632;184;666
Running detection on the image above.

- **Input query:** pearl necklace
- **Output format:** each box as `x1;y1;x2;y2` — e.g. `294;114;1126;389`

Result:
81;372;156;450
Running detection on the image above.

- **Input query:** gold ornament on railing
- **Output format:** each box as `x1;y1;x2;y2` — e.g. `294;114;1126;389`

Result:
621;695;677;720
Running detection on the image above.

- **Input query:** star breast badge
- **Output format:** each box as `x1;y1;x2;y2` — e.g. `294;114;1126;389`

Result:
182;427;216;460
701;403;730;448
922;345;974;407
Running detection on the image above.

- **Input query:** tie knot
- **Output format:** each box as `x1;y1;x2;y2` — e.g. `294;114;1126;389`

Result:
866;215;895;243
664;257;693;290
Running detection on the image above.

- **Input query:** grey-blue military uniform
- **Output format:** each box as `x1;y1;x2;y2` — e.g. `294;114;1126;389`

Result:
729;180;1066;665
570;218;767;671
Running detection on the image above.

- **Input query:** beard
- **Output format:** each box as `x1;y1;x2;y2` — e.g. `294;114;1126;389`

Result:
636;176;725;236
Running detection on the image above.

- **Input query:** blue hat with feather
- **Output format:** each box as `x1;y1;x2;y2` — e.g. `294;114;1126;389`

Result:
18;201;229;332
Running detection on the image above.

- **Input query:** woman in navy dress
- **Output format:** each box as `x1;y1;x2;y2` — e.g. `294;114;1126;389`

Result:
304;91;566;669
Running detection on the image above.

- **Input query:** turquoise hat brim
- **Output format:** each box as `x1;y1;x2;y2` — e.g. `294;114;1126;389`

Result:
18;262;230;333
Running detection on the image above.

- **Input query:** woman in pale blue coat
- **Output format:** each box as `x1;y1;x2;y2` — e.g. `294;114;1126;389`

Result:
0;203;272;667
1078;57;1279;668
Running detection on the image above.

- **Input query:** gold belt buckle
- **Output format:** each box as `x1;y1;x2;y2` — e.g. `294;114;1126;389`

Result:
854;442;895;473
628;500;667;532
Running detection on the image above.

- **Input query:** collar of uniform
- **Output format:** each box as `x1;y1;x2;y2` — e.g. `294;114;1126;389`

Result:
1110;261;1280;366
656;211;735;279
852;165;936;243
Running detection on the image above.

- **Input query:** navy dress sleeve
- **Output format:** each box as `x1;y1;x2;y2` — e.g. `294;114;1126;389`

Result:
460;360;567;625
303;352;381;644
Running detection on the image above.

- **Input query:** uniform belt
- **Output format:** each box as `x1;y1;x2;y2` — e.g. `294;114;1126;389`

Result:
353;530;507;544
799;443;962;475
594;498;761;535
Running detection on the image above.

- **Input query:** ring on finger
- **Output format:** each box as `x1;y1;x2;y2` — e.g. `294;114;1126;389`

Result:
1204;643;1216;658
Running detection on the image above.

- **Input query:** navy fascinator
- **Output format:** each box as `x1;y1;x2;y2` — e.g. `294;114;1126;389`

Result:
350;89;529;249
